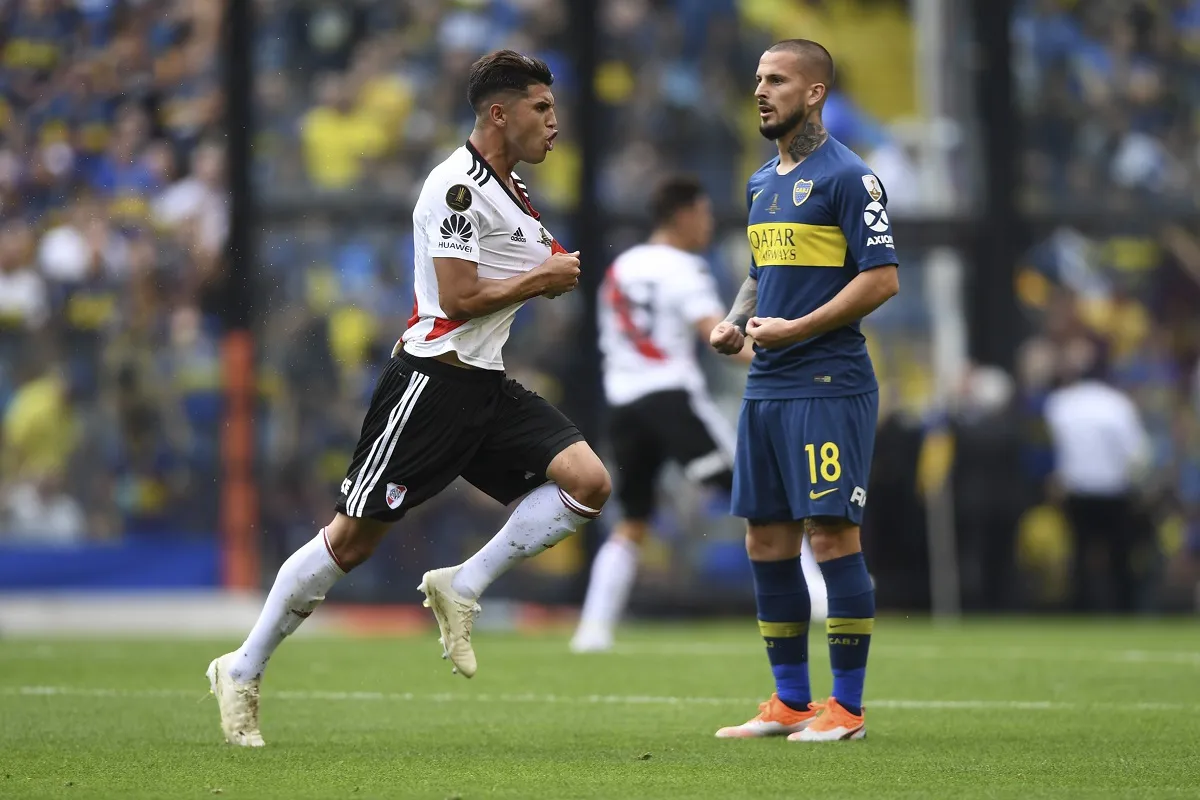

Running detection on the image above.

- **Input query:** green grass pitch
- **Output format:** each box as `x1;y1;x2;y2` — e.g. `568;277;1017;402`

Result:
2;618;1199;799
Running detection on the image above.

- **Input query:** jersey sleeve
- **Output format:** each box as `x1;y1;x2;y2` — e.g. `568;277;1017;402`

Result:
745;180;759;280
836;170;900;273
671;255;725;324
421;174;488;263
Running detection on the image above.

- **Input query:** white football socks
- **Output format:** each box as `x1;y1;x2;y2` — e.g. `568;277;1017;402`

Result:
575;536;639;639
228;529;346;682
452;484;600;600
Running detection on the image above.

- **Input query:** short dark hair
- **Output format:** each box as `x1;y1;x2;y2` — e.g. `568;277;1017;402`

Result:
649;175;706;228
467;50;554;113
768;38;836;88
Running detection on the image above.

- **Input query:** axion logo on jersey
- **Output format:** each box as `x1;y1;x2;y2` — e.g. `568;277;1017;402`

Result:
510;228;527;243
866;234;894;247
863;201;889;233
385;482;408;510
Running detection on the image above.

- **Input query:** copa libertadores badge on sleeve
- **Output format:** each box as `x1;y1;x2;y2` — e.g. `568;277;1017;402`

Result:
446;184;473;212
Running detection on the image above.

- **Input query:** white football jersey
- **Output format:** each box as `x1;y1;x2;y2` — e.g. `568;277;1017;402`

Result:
403;142;563;370
598;243;724;406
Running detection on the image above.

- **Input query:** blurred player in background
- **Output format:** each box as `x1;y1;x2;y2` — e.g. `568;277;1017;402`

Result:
710;39;899;742
206;50;611;747
572;175;827;653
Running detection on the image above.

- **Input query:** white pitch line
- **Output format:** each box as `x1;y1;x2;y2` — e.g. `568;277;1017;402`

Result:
3;643;1198;669
601;642;1200;667
3;686;1197;713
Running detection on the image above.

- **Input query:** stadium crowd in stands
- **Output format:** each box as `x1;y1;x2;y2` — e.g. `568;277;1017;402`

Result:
1015;0;1200;212
1010;0;1200;605
0;0;225;541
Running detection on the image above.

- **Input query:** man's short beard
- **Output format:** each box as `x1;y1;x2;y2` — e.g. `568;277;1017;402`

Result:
759;105;808;141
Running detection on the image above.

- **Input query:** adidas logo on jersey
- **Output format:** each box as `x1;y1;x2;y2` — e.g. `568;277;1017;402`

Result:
510;228;527;243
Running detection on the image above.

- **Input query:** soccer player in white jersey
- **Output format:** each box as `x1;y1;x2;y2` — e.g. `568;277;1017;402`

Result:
570;176;827;654
206;50;611;747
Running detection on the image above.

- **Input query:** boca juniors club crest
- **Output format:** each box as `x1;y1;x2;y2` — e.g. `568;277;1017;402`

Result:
792;179;814;206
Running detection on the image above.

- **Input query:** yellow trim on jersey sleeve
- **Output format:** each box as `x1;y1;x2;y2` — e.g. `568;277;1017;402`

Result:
747;222;847;268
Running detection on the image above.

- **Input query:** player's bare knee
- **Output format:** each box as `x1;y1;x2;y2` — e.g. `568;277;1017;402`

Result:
567;462;611;511
745;522;803;561
324;514;390;570
805;516;861;562
551;444;611;511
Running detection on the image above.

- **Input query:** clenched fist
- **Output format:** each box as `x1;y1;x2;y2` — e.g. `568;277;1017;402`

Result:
539;250;581;299
709;320;745;355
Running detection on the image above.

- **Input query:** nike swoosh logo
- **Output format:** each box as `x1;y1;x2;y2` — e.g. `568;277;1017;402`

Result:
828;622;855;629
752;189;764;202
809;488;839;500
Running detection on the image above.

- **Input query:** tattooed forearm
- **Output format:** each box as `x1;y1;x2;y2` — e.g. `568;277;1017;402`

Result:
787;121;828;160
724;276;758;331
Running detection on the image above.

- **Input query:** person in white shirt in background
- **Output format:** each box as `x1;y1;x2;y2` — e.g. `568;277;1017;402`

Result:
572;175;827;654
1044;336;1150;612
153;141;229;259
0;220;47;329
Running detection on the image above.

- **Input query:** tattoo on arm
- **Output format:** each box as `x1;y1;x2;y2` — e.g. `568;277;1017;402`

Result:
724;276;758;331
787;121;828;160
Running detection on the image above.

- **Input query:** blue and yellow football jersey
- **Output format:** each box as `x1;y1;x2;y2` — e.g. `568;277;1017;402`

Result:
744;136;899;400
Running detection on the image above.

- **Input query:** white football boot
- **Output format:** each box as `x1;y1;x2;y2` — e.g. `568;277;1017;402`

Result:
206;653;265;747
418;566;481;678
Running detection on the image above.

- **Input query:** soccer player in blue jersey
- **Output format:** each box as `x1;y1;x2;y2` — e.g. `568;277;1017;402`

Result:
709;39;899;742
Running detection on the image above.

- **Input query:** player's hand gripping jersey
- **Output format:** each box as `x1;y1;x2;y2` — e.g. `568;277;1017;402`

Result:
403;141;565;370
598;243;724;407
744;136;899;399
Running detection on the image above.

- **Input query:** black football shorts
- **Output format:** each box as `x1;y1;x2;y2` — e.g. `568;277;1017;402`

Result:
336;351;585;522
608;389;734;520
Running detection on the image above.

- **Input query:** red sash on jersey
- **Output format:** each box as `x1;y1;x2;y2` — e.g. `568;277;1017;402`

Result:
603;266;666;361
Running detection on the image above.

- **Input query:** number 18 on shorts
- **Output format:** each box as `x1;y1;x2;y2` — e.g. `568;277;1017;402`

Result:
731;391;878;524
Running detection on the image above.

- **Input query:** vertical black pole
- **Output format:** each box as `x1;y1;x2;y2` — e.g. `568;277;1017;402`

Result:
218;0;260;589
970;0;1021;371
567;0;604;600
224;0;255;329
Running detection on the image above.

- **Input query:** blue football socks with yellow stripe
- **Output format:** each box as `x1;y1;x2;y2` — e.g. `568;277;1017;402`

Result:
750;556;811;711
819;551;874;716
